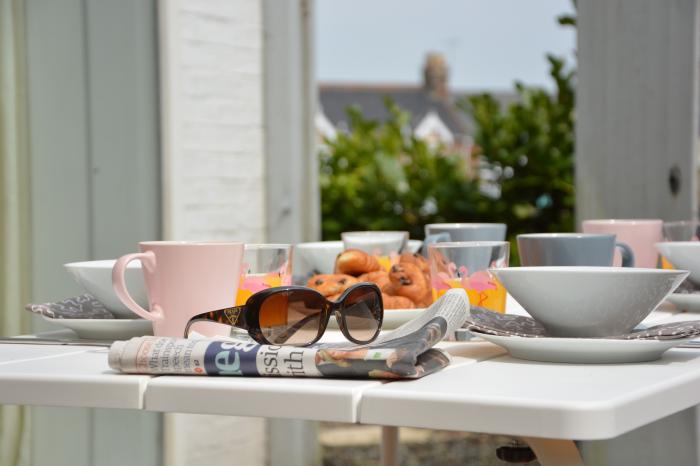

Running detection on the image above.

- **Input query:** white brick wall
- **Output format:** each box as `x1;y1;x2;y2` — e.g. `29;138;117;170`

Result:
163;0;266;243
159;0;268;464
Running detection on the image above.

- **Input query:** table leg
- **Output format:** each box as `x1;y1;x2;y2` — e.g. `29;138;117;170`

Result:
380;425;399;466
521;437;584;466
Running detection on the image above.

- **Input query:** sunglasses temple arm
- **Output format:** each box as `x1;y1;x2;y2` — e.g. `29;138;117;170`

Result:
183;306;249;338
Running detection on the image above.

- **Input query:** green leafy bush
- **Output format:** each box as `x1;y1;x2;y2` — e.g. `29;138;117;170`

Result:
462;54;576;241
319;54;575;246
319;10;576;251
319;100;486;240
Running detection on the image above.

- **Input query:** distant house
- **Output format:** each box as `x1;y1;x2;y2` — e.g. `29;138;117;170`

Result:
317;53;520;166
317;53;472;153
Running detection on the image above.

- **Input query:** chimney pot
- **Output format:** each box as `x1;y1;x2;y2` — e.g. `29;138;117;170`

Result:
423;52;449;100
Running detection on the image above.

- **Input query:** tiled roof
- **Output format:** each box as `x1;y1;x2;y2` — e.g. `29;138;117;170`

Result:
319;84;470;137
318;83;518;138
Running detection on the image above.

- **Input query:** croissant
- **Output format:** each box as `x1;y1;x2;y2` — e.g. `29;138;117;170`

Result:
335;249;381;275
399;252;429;274
307;274;358;297
357;270;393;293
381;294;415;309
388;263;430;304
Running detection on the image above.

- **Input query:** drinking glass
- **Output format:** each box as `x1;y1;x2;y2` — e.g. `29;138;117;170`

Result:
661;221;700;269
236;244;293;306
663;221;700;241
428;241;509;313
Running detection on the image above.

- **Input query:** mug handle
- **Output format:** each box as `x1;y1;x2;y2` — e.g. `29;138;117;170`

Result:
112;251;161;321
422;233;451;257
615;242;635;267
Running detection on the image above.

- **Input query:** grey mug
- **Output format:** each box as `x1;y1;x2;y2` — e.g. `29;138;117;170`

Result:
517;233;635;267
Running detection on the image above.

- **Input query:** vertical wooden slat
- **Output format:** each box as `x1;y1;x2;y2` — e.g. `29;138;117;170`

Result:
84;2;163;465
25;0;91;301
25;1;92;462
25;0;163;465
577;1;700;460
85;0;161;258
262;2;321;464
263;0;319;243
576;0;699;223
92;409;162;466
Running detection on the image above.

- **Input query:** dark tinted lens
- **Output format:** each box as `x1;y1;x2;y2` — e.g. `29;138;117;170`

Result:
259;290;326;345
342;287;382;342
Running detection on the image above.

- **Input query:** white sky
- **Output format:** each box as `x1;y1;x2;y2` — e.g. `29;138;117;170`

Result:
315;0;576;92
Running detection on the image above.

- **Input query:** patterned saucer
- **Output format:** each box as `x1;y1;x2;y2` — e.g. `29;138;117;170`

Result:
41;316;153;340
457;307;700;363
27;294;152;340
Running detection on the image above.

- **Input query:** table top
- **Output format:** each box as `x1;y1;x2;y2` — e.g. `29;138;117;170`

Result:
2;301;700;439
0;344;151;409
359;344;700;440
145;375;384;422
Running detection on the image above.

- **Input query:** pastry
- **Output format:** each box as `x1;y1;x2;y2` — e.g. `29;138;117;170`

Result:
307;274;358;297
357;270;393;293
335;249;381;275
399;252;429;274
315;249;435;310
381;294;415;309
388;263;431;304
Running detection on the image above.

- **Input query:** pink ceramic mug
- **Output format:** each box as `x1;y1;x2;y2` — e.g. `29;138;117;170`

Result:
581;219;663;268
112;241;244;337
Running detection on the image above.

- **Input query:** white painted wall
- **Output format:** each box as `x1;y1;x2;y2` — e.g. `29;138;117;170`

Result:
414;111;455;146
158;0;267;464
161;0;266;243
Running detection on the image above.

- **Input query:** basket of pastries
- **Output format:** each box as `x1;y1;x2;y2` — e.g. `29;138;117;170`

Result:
306;249;432;309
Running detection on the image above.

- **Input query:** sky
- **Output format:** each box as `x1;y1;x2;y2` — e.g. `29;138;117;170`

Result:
315;0;576;92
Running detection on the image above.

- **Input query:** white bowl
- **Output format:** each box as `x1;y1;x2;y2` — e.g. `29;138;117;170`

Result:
655;242;700;284
341;231;408;255
491;267;687;337
64;260;148;319
294;241;344;276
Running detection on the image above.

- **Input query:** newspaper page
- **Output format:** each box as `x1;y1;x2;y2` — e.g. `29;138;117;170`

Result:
108;289;469;379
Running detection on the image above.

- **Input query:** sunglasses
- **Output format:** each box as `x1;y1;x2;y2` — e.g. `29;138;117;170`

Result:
184;283;383;346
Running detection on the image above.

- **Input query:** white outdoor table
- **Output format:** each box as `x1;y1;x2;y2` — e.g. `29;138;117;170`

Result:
1;303;700;466
145;376;383;423
361;345;700;465
363;346;700;439
0;344;151;409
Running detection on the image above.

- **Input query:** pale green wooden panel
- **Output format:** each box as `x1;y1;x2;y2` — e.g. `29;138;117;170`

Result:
26;0;91;303
24;0;162;465
263;0;320;243
85;0;161;258
576;0;699;223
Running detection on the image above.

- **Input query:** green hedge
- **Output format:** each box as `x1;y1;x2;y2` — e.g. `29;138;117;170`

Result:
320;56;575;247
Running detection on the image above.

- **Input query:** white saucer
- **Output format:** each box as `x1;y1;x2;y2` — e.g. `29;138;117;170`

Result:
476;332;693;364
666;293;700;312
42;316;153;340
328;308;426;330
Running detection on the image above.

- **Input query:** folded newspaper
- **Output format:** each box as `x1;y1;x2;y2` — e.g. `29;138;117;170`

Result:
108;289;469;379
